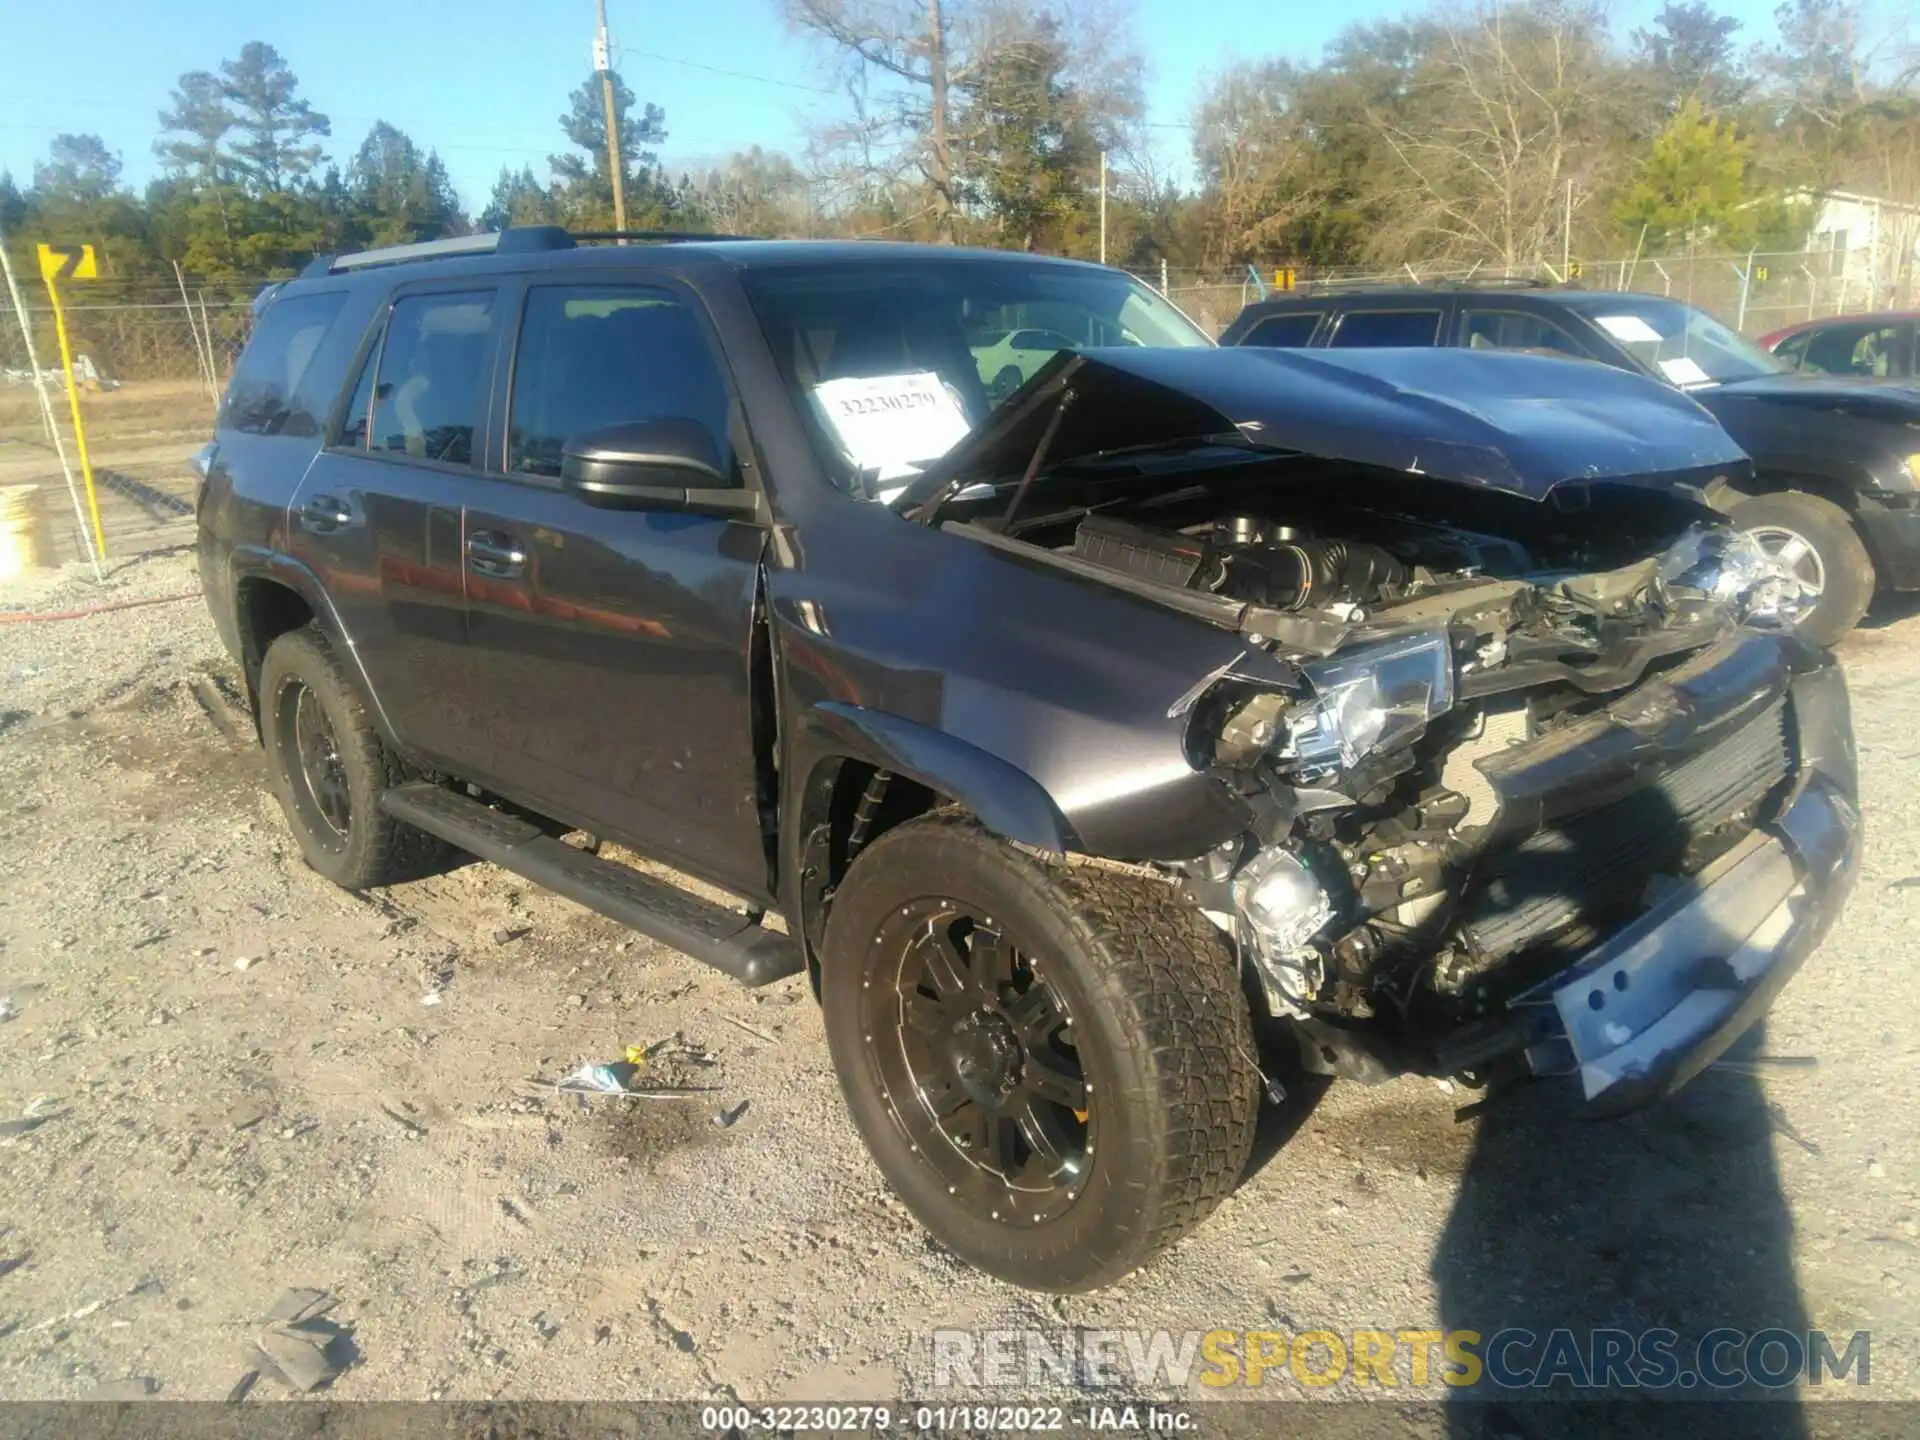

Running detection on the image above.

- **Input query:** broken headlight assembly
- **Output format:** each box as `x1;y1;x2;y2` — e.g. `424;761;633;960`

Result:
1278;628;1457;771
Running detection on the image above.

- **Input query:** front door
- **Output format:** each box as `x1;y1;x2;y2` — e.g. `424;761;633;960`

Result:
288;283;500;765
457;278;771;900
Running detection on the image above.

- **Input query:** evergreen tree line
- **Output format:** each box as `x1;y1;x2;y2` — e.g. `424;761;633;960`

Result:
5;2;1920;285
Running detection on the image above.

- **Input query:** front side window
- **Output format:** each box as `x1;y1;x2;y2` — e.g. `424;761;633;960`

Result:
222;292;346;436
1800;321;1902;377
364;291;495;464
1329;310;1442;347
1242;313;1322;348
1462;309;1586;357
1770;331;1812;370
507;285;733;480
742;258;1211;493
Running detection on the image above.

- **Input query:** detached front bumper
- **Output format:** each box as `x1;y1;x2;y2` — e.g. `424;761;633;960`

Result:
1511;660;1861;1114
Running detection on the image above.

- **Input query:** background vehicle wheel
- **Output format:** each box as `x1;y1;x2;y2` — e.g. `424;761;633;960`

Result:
821;814;1259;1291
258;625;446;889
990;365;1024;404
1730;490;1875;646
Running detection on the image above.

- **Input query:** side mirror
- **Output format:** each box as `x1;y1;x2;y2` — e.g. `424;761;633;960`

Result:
561;419;758;517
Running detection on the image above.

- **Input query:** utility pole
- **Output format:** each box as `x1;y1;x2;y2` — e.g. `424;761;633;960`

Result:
595;0;628;235
1098;151;1108;266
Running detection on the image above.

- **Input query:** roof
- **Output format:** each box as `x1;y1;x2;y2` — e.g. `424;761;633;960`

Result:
286;229;1110;291
1756;310;1920;344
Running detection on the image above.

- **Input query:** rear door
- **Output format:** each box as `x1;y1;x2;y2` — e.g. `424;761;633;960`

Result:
288;281;501;766
456;275;772;899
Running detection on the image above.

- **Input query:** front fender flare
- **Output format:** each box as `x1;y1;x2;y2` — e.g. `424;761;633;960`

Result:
805;701;1078;853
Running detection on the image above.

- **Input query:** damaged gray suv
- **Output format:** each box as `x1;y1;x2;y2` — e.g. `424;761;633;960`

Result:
199;232;1861;1292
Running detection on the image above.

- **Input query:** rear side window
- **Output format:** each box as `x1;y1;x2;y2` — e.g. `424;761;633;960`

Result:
364;291;495;464
506;285;733;481
1241;313;1321;348
222;292;347;435
1330;310;1442;347
1461;310;1586;357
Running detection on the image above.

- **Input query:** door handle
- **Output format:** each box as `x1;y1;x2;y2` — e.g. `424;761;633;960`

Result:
299;494;353;532
466;530;527;579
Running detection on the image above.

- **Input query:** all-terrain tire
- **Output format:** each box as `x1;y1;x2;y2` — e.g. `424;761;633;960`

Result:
1731;489;1876;647
821;813;1260;1291
258;625;446;890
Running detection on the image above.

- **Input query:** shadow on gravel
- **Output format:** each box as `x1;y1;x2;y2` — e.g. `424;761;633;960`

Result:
1433;771;1815;1437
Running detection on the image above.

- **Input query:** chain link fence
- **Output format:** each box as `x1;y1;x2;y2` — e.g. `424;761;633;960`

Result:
1134;243;1914;339
1;280;257;572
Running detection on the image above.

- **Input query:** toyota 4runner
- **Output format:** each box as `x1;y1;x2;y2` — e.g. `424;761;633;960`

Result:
198;228;1861;1292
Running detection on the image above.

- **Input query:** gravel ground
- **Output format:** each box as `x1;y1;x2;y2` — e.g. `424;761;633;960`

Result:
0;545;1917;1425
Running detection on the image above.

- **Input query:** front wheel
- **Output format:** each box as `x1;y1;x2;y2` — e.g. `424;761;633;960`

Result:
1729;490;1876;646
821;815;1259;1291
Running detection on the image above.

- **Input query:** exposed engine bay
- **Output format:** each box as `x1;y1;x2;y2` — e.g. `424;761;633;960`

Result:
951;458;1814;1083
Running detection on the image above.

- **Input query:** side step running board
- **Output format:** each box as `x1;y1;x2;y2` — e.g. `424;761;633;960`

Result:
379;783;803;987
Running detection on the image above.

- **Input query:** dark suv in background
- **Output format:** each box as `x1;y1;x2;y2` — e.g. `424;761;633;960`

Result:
198;230;1859;1290
1225;282;1920;644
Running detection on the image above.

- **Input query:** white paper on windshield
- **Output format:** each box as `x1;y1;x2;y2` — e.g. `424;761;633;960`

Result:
1594;314;1665;345
812;372;972;488
1658;355;1712;386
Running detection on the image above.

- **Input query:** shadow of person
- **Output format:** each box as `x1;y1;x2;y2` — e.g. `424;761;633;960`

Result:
1432;738;1818;1438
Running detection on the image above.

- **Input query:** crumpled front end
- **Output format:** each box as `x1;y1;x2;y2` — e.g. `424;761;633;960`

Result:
1496;646;1859;1110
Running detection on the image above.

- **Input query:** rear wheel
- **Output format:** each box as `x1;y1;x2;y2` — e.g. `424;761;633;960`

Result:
258;626;446;889
1730;489;1875;646
821;815;1259;1291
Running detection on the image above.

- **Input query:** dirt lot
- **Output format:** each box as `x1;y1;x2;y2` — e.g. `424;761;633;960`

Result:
1;531;1918;1420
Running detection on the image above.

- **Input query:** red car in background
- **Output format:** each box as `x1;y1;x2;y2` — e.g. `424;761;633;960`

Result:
1758;312;1920;379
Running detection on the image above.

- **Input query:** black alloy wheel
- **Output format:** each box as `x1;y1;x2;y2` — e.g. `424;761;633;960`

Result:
863;900;1091;1226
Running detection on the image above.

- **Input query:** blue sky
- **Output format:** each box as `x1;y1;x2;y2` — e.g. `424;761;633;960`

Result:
0;0;1788;212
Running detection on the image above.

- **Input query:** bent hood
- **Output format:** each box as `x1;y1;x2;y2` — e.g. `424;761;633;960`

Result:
1707;371;1920;424
908;345;1751;513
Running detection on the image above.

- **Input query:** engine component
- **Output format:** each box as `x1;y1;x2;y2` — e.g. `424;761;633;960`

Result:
1231;846;1334;1012
1072;514;1408;612
1436;700;1530;824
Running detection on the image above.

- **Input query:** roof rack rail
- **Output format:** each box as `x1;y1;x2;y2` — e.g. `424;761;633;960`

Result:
570;229;759;243
1296;274;1562;294
298;225;758;278
301;225;576;278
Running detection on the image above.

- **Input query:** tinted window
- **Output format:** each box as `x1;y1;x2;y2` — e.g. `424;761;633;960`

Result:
1462;310;1585;357
222;292;346;436
507;286;734;481
367;291;494;464
1242;313;1321;347
1330;310;1441;347
1800;321;1901;377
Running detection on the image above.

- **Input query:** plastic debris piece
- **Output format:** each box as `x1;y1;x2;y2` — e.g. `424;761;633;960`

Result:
623;1045;648;1068
714;1100;751;1128
233;955;257;971
419;991;442;1007
560;1063;629;1094
264;1288;336;1324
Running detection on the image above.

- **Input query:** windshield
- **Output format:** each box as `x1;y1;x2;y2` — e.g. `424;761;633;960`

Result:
1584;296;1785;387
741;258;1213;496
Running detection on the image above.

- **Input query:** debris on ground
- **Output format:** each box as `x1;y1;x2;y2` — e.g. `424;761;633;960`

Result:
714;1100;751;1128
540;1061;720;1101
722;1016;778;1044
245;1288;352;1393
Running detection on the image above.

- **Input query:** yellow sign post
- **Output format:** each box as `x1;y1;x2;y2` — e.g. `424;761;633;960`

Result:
37;243;108;561
1274;266;1298;292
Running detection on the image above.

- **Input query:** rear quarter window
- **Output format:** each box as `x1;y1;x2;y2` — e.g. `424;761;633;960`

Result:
221;292;348;436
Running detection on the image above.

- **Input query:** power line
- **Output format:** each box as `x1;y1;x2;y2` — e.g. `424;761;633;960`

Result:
616;46;839;96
